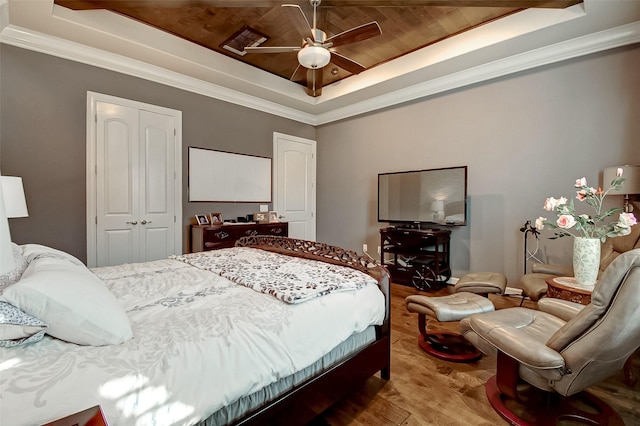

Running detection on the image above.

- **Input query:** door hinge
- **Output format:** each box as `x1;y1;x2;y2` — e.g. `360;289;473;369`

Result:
95;216;98;225
174;216;176;223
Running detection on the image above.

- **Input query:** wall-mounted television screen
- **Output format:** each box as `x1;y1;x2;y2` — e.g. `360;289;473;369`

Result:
378;166;467;226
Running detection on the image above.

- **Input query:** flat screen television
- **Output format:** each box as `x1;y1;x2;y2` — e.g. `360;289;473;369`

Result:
378;166;467;226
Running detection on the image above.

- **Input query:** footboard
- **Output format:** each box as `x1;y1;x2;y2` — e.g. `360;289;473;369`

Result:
233;236;391;425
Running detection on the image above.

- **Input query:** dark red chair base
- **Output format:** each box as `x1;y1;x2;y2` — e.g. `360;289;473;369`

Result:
418;330;482;363
485;375;625;426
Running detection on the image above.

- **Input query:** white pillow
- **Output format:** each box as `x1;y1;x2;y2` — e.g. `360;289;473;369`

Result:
1;254;133;346
0;243;28;293
20;243;85;266
0;301;47;347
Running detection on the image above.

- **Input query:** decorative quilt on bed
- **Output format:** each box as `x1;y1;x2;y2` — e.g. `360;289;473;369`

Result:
0;247;385;426
171;247;377;304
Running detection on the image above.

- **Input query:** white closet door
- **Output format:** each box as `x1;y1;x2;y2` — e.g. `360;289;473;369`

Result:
91;94;181;267
138;109;176;262
96;102;141;266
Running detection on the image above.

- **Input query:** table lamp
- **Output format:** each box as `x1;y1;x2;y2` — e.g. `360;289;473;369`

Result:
431;200;445;221
603;165;640;213
0;176;28;274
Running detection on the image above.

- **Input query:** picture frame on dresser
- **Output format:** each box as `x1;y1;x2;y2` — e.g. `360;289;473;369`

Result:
210;213;223;223
195;214;210;225
269;211;279;223
254;212;268;223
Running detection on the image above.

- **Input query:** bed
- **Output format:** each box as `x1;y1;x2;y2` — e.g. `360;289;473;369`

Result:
0;236;390;425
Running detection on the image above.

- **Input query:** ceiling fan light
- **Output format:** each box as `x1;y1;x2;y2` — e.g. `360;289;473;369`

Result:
298;46;330;69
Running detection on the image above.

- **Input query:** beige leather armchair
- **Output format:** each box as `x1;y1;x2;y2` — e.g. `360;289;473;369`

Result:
460;248;640;425
521;224;640;302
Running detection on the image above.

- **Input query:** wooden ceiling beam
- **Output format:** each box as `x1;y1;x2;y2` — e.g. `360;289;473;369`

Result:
55;0;582;11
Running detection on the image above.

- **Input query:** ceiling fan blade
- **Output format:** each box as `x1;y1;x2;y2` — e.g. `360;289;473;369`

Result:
306;68;323;97
330;52;366;74
325;21;382;47
282;4;314;41
290;65;307;82
244;46;300;53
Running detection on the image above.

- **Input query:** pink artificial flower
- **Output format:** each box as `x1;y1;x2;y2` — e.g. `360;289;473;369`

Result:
535;217;546;230
617;168;624;178
543;198;555;211
619;212;638;227
575;177;587;187
556;214;576;229
576;190;588;201
543;196;567;211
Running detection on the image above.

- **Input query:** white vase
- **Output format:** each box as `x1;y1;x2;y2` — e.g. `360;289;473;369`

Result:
573;237;600;286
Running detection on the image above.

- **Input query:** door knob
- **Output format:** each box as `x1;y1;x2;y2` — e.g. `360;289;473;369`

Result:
141;220;152;225
126;220;138;225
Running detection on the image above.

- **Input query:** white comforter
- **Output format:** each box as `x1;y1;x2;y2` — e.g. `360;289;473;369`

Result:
0;255;385;426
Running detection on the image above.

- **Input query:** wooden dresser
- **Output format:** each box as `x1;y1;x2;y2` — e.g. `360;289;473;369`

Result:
191;222;288;252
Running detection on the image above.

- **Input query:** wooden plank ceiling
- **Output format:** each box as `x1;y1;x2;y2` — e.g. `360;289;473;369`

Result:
55;0;582;92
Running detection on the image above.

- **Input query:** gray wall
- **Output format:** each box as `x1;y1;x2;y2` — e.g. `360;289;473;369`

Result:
316;44;640;285
0;45;315;262
2;43;639;285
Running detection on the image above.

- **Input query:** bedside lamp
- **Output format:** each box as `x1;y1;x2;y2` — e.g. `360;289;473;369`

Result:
0;176;28;274
603;165;640;213
431;200;445;221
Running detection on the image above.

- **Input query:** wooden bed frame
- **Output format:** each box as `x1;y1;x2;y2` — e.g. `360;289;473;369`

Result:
226;236;392;425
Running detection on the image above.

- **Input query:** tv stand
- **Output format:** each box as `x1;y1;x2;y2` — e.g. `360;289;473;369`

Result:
380;227;451;291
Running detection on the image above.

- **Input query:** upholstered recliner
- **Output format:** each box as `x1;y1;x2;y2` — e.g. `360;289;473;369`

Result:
460;248;640;425
521;224;640;301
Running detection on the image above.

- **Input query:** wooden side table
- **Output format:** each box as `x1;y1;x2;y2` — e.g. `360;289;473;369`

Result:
545;276;592;306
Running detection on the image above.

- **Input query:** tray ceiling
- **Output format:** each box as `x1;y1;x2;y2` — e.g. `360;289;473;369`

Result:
3;1;639;124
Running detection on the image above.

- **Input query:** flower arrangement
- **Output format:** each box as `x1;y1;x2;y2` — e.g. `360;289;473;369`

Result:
535;168;637;242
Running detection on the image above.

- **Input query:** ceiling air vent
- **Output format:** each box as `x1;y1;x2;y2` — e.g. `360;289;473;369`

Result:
221;26;268;56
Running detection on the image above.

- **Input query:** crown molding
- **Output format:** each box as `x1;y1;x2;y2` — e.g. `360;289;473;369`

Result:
315;20;640;125
1;19;639;126
0;24;319;125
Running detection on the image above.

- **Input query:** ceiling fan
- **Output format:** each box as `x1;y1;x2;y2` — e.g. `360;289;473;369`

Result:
244;0;382;97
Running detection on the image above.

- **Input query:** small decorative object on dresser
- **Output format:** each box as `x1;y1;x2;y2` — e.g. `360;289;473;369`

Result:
195;214;209;225
254;212;268;223
210;212;223;223
269;211;279;223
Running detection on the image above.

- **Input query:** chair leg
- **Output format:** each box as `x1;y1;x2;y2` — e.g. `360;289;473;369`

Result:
495;350;519;400
415;313;482;363
486;351;625;426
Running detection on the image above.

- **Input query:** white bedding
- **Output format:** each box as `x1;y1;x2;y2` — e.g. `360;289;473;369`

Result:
0;253;385;426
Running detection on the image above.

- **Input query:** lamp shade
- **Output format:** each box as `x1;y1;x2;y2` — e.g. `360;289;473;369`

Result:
603;165;640;195
297;46;331;69
430;200;445;212
0;179;16;274
0;176;28;218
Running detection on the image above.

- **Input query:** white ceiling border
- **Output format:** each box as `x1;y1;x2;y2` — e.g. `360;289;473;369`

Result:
0;24;319;125
1;17;638;126
315;20;640;125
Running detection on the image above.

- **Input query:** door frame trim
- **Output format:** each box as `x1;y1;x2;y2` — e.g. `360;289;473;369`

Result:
86;91;183;267
272;132;316;241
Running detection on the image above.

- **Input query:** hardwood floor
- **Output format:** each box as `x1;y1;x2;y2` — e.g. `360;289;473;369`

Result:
314;283;640;425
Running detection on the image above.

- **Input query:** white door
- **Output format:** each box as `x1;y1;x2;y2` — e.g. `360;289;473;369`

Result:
273;132;316;240
88;93;182;267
